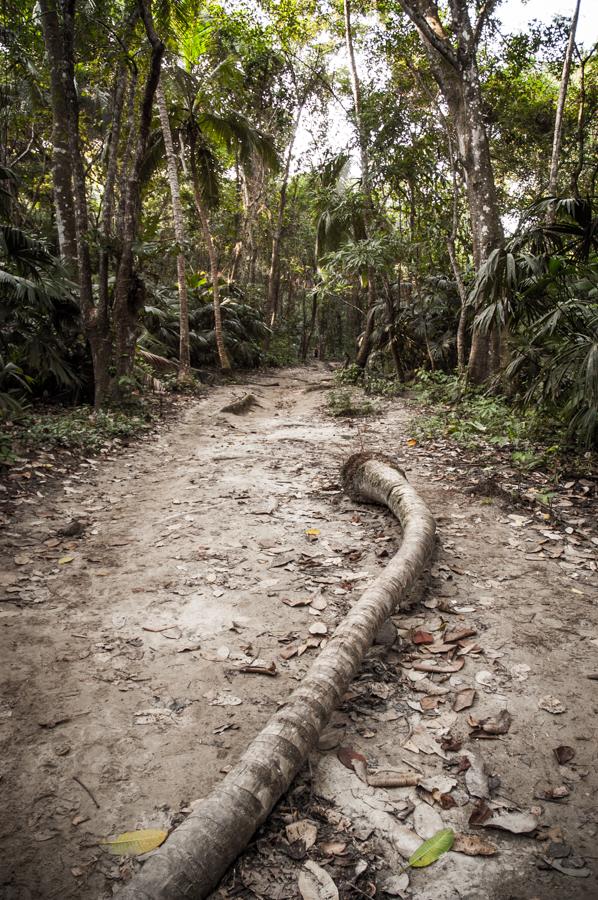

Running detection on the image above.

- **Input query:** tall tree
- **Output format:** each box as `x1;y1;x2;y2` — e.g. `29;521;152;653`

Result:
343;0;378;368
156;79;191;380
396;0;503;382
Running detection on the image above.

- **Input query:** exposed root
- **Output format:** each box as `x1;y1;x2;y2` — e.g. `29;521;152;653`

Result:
220;393;262;414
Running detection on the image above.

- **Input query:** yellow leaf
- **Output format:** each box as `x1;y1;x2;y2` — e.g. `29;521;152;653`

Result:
407;439;417;447
305;529;320;536
59;555;74;564
100;828;167;856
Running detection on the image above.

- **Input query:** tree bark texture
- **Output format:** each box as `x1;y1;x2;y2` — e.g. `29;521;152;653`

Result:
398;0;503;382
120;451;436;899
38;0;77;266
113;0;164;384
156;81;191;379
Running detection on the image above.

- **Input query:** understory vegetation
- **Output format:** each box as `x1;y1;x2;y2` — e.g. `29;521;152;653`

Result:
1;0;597;456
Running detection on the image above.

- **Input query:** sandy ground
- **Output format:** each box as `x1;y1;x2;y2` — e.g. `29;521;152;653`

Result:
0;366;596;900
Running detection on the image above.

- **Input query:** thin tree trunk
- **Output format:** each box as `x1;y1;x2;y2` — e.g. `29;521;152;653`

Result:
344;0;377;368
120;451;435;900
156;81;191;379
188;137;231;371
264;103;303;348
570;48;594;197
547;0;581;219
38;0;77;266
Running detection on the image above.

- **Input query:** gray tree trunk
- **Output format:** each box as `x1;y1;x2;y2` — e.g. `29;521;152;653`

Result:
156;81;191;379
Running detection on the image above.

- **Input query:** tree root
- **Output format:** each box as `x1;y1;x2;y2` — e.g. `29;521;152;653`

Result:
220;393;262;414
120;451;436;900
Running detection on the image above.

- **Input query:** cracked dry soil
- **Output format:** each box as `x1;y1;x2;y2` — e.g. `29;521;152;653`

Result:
0;366;597;900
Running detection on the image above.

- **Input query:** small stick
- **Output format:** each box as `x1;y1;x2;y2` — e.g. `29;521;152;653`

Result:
73;776;100;809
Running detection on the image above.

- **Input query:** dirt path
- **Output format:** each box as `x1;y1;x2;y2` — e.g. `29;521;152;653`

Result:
1;367;597;900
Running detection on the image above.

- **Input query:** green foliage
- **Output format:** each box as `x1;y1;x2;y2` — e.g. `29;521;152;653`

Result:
411;370;564;468
472;197;598;447
335;363;401;396
139;278;268;369
326;388;375;418
16;407;153;454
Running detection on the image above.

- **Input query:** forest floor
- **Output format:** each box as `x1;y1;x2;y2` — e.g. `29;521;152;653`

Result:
1;364;597;900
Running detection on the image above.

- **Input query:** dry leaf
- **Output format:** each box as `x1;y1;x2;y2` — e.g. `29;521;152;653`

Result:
539;695;566;714
452;833;497;857
469;708;512;736
412;629;434;645
309;622;328;636
319;841;347;856
553;745;575;765
286;820;318;849
298;861;339;900
100;828;167;856
453;688;476;712
59;556;74;565
483;811;538;834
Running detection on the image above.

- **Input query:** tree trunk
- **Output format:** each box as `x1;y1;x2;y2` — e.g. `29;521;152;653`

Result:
120;451;435;900
344;0;377;367
264;104;303;348
547;0;581;217
398;0;503;383
38;0;77;266
156;81;191;380
112;0;164;387
40;0;114;406
188;142;231;371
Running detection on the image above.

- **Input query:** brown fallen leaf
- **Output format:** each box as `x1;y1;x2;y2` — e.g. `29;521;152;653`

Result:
444;626;477;643
453;688;476;712
236;661;278;676
469;798;493;826
282;597;311;607
553;745;575;765
452;833;497;857
469;708;512;737
412;629;434;645
279;645;299;660
336;746;368;783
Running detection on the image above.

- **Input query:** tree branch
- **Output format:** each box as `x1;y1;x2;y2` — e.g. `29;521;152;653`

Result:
398;0;459;70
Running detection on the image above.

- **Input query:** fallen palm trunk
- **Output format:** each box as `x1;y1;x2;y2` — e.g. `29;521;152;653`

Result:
121;451;436;900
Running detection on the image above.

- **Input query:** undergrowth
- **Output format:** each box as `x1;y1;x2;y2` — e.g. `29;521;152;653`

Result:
334;363;402;397
1;403;157;464
327;388;375;418
409;370;586;472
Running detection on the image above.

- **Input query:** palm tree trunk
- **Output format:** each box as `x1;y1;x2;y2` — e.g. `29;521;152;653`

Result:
119;452;435;900
156;81;191;380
